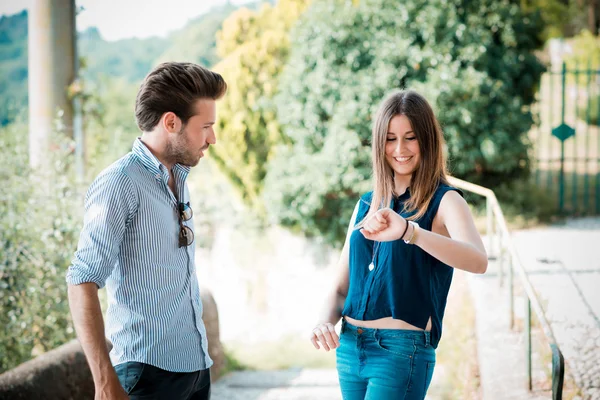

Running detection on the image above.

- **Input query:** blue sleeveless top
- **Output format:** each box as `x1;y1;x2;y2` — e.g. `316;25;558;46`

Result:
342;183;463;349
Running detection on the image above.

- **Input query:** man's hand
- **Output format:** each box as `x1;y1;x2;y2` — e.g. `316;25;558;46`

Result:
94;377;129;400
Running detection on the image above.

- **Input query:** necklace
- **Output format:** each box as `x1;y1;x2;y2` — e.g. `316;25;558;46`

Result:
368;241;381;271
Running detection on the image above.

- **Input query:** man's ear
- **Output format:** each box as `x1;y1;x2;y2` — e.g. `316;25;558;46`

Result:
162;112;181;134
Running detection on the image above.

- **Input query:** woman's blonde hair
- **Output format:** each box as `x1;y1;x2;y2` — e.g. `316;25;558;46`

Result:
358;90;449;226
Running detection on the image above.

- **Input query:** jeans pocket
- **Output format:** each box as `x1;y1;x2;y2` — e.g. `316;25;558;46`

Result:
375;335;415;359
115;362;145;394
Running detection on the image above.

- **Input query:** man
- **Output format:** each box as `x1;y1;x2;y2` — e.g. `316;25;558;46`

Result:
66;62;227;400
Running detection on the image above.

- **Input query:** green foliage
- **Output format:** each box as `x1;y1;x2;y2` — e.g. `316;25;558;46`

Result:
0;122;80;373
521;0;587;40
0;11;28;126
563;30;600;125
265;0;546;246
79;77;141;180
210;0;311;213
78;27;167;82
564;30;600;70
494;179;557;223
154;3;240;67
577;94;599;125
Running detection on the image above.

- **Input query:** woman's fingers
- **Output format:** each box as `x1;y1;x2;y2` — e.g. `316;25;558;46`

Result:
364;212;389;233
311;323;340;351
327;323;341;348
375;211;387;223
310;335;320;350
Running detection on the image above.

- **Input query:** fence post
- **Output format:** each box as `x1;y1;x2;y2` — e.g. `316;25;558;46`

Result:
499;238;504;287
551;344;565;400
509;256;514;330
525;297;532;391
487;197;494;257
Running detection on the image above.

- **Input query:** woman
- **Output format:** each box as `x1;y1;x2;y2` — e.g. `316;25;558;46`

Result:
310;90;487;400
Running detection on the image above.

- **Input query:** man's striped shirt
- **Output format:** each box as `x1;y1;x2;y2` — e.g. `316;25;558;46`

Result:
66;138;212;372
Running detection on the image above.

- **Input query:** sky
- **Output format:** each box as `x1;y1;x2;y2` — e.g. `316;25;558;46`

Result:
0;0;257;41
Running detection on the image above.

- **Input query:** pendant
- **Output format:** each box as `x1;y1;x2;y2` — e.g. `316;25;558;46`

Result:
368;262;374;271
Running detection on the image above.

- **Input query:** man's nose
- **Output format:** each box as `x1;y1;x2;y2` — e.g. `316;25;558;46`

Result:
208;128;216;145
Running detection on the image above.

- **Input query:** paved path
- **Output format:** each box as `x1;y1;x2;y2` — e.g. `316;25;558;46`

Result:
511;218;600;400
212;368;453;399
212;369;342;400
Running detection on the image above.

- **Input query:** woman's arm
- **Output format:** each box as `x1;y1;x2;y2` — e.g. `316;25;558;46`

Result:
360;191;487;274
413;191;487;274
310;201;359;351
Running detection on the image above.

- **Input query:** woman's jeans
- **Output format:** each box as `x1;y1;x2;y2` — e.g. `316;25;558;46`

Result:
336;319;436;400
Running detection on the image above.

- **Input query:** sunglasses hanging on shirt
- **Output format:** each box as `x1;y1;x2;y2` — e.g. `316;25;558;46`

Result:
177;202;194;248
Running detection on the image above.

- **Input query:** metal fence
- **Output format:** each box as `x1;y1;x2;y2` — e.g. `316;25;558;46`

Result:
449;177;565;400
534;61;600;215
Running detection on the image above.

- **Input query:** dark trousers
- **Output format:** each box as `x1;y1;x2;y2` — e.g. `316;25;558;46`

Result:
115;362;211;400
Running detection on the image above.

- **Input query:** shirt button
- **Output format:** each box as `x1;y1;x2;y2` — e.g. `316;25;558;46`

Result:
368;263;374;271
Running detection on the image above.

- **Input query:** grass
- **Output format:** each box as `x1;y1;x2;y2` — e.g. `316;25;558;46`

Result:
222;333;336;372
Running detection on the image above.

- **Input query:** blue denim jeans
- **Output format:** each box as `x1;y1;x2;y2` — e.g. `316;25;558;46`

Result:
336;319;436;400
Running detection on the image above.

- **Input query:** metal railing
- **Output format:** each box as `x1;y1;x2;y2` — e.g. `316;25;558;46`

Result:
448;177;565;400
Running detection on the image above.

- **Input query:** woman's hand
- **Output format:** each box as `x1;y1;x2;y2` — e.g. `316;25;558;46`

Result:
310;323;340;351
360;208;407;242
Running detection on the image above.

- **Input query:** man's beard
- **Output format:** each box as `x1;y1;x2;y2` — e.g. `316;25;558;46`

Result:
166;127;201;167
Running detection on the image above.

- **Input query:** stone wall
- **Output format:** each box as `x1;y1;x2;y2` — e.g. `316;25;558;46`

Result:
0;288;223;399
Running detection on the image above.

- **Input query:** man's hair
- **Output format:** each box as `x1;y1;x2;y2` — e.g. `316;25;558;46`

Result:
135;62;227;131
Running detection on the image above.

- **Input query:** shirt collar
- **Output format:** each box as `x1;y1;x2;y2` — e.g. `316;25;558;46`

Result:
131;138;191;183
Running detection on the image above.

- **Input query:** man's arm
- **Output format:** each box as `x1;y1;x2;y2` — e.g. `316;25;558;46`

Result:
66;170;138;399
68;283;127;399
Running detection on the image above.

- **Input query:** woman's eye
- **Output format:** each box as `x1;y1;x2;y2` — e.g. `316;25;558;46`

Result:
406;137;416;141
386;137;396;142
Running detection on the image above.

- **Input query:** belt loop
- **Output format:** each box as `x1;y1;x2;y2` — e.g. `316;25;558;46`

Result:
424;331;430;347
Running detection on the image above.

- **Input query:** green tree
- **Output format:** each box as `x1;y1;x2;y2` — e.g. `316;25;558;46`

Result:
264;0;545;246
154;3;239;67
209;0;311;214
78;27;168;82
521;0;584;39
0;11;28;126
79;76;141;179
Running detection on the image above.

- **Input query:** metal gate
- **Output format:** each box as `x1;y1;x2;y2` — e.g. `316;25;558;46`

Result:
534;61;600;214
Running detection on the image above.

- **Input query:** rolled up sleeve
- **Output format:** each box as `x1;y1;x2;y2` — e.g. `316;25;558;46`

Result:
66;169;138;288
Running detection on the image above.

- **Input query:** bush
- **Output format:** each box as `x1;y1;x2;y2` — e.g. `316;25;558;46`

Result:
577;94;599;126
264;0;546;246
494;179;557;225
210;0;312;214
0;121;80;373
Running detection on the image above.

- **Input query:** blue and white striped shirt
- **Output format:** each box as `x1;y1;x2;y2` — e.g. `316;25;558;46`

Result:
66;138;212;372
